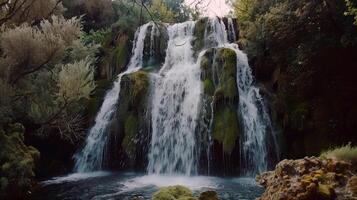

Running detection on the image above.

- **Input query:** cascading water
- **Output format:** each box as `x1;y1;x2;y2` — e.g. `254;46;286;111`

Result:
232;45;278;175
227;18;237;42
205;17;278;175
73;17;277;176
147;21;202;176
73;22;153;172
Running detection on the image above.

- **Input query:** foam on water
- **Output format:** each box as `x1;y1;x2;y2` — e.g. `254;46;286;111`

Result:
41;171;111;186
122;175;218;191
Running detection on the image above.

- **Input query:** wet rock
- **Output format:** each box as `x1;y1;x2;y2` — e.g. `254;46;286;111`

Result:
152;185;195;200
198;190;219;200
256;157;356;200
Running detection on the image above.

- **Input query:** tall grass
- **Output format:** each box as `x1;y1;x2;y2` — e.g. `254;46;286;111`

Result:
320;143;357;165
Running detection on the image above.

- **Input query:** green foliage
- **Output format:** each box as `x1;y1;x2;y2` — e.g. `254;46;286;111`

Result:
112;0;150;35
57;57;96;102
0;123;39;199
81;29;111;45
112;35;131;73
212;106;239;153
320;144;357;165
231;0;257;22
152;185;195;200
345;0;357;25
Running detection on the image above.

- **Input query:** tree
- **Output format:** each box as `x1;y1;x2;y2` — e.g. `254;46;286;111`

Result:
0;0;64;26
0;15;82;84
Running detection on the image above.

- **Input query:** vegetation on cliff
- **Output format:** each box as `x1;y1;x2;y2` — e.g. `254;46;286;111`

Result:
232;0;357;157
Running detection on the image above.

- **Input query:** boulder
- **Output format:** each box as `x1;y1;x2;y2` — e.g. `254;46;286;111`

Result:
152;185;196;200
256;157;355;200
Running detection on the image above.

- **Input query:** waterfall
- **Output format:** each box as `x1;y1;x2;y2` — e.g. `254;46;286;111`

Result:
73;22;153;172
230;44;277;175
73;17;278;176
227;18;237;42
147;21;202;176
205;18;278;175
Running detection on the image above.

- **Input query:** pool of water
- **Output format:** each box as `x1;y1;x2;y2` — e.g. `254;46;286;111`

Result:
32;172;264;200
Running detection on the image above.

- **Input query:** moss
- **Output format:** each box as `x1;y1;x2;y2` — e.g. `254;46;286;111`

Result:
122;113;139;155
200;56;210;71
112;35;130;73
128;71;150;105
214;48;238;101
212;106;239;153
193;17;209;54
203;79;215;96
0;124;39;199
152;185;196;200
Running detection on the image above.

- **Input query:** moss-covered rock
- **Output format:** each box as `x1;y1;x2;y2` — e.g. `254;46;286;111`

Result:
112;34;131;74
120;71;150;154
109;70;151;168
122;113;139;156
152;185;196;200
193;17;209;55
212;106;239;153
199;47;239;155
0;123;40;199
198;190;219;200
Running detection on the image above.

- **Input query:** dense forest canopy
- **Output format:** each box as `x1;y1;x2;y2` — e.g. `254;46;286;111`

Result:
0;0;357;199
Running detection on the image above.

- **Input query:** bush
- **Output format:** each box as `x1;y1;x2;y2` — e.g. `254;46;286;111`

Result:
320;144;357;165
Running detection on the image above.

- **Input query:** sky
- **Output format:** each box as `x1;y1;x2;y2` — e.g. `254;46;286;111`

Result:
184;0;233;17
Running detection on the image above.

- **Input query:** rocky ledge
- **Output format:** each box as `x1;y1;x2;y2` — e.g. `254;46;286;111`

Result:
256;157;357;200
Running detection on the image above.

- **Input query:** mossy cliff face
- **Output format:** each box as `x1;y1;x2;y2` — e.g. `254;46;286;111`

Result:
192;17;209;55
0;123;39;199
199;47;241;175
98;31;133;80
107;71;151;169
143;23;169;71
261;47;357;158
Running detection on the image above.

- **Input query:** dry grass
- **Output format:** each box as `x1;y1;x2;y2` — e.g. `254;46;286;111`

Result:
320;143;357;165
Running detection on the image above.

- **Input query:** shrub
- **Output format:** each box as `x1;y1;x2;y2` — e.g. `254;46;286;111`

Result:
320;143;357;165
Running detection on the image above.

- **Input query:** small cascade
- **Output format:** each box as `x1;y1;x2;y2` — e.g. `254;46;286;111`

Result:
203;18;278;175
230;44;277;175
227;18;237;42
147;21;202;176
73;22;153;172
204;17;228;48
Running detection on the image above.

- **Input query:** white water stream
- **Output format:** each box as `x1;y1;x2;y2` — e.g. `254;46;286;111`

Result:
73;22;154;172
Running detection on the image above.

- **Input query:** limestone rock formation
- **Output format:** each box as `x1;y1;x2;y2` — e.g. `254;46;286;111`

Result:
256;157;357;200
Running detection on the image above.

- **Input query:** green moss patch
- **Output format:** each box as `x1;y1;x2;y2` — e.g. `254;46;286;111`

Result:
122;113;139;155
0;123;39;198
212;106;239;153
152;185;195;200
